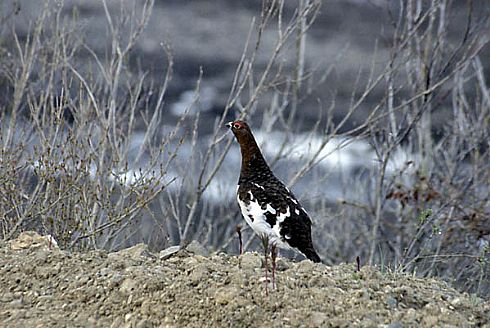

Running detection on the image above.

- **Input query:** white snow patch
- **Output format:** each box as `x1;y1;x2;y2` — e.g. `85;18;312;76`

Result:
252;130;417;175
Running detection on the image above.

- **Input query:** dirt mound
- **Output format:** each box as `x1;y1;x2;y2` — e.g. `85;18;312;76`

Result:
1;232;489;327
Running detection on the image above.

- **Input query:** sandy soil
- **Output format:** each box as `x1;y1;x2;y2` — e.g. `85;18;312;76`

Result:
1;232;489;328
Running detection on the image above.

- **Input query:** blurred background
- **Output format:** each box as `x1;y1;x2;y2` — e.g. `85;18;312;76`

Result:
1;0;489;297
7;0;489;130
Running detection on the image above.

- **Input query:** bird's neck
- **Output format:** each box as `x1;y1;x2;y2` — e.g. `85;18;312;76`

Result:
238;136;272;181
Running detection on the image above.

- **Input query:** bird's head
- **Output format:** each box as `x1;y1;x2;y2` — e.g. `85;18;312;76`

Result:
226;120;253;142
227;120;266;167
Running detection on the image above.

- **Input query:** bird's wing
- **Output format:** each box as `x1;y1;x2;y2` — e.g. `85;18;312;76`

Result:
238;178;319;261
239;179;312;232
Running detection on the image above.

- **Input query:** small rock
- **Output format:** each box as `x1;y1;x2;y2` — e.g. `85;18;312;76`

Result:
214;287;240;305
189;266;209;286
120;278;138;294
185;240;209;257
159;246;180;260
405;308;418;322
108;273;124;289
387;323;404;328
78;275;90;285
307;275;332;288
8;309;27;320
1;292;13;302
450;297;462;306
333;305;343;315
23;264;35;275
140;300;152;315
295;259;315;272
386;296;398;309
10;299;24;309
424;302;441;314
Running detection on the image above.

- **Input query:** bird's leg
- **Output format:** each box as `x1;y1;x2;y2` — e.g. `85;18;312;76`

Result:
271;244;277;290
260;235;270;296
236;225;243;255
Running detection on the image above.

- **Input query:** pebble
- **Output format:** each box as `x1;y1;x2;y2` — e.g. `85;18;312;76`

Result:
10;299;23;308
159;246;180;260
386;296;398;309
1;292;13;302
120;278;138;294
185;241;209;257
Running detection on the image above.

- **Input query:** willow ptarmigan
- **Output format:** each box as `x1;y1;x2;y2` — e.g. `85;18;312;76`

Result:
227;120;321;263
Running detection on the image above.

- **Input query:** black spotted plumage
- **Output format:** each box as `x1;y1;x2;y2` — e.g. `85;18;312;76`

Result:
227;120;321;263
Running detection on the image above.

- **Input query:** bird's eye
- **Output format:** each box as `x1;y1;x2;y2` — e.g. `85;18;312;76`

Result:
233;123;241;129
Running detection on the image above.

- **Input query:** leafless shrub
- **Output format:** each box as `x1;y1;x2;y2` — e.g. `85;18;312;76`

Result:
316;0;490;296
0;0;181;250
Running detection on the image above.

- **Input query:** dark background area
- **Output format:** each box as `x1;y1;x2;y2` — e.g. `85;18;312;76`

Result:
3;0;488;132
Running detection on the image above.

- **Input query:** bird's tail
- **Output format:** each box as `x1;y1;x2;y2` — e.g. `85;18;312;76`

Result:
301;247;321;263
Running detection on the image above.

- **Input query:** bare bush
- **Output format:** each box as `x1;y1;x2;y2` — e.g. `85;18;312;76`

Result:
314;0;490;296
0;0;181;250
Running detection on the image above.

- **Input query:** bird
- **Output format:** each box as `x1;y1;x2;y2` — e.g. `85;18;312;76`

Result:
227;120;321;263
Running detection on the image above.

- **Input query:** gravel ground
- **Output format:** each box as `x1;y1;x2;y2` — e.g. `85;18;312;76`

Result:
1;232;489;328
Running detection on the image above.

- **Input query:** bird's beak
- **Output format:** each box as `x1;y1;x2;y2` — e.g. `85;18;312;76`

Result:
225;122;233;129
